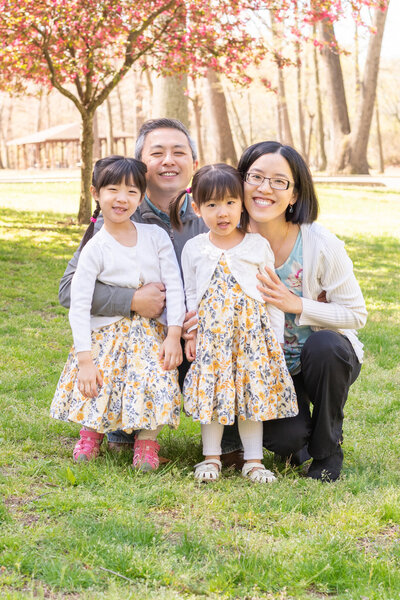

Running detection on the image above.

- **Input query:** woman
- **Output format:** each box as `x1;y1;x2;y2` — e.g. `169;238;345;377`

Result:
219;141;367;481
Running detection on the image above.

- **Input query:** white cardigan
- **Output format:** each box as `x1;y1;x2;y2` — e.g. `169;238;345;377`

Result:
181;232;284;343
69;224;185;352
297;223;367;362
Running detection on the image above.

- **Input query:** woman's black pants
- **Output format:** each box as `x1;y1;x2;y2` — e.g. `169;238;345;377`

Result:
221;330;361;460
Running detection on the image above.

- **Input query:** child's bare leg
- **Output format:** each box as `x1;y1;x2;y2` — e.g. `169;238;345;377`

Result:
136;425;164;441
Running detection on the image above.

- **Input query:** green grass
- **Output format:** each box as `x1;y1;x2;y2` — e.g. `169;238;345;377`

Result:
0;181;80;214
0;185;399;599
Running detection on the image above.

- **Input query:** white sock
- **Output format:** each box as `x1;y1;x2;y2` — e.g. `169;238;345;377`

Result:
238;419;263;461
136;425;163;442
201;421;224;457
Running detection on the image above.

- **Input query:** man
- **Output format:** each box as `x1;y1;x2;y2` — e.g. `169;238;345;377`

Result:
59;118;208;451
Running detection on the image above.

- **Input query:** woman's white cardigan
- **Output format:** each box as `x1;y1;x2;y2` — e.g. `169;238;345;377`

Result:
298;223;367;362
181;232;284;343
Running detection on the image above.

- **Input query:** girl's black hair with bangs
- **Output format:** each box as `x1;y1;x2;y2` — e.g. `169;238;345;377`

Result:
80;155;147;250
170;163;248;231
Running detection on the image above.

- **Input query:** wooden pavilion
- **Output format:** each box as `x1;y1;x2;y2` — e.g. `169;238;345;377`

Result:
6;122;134;169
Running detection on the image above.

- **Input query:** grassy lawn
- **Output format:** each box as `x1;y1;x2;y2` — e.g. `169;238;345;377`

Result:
0;184;399;599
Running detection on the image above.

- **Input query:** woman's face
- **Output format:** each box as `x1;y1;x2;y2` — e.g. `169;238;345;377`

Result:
243;152;297;226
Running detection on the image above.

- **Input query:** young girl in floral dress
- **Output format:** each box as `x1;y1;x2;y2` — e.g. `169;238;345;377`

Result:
171;164;297;483
51;156;185;470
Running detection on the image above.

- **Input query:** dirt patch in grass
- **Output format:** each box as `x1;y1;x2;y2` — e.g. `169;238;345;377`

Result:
357;524;400;555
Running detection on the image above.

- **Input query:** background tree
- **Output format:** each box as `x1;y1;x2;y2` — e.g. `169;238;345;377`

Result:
0;0;264;222
0;0;393;187
312;0;389;172
155;75;189;128
206;69;237;165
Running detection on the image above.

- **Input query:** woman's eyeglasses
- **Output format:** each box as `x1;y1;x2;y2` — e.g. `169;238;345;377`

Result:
245;172;293;190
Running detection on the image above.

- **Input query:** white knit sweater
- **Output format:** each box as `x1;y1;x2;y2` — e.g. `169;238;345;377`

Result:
69;224;185;352
296;223;367;362
181;232;284;343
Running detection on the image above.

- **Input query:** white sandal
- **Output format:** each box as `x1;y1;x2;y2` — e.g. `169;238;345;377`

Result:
242;462;276;483
194;459;222;482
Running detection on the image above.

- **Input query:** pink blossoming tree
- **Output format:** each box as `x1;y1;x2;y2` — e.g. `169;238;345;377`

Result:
0;0;388;219
0;0;265;221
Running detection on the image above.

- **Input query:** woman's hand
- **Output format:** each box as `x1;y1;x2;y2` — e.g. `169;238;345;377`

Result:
257;266;303;314
77;352;103;397
182;310;198;341
159;326;183;370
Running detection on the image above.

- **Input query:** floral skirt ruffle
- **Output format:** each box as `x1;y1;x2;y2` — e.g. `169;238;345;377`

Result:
183;257;298;425
50;316;181;433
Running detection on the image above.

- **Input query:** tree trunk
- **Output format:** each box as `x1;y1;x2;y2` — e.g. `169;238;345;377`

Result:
92;109;101;161
313;32;327;171
0;98;5;169
36;89;44;132
295;3;306;156
226;87;248;150
132;70;146;140
347;4;389;173
5;100;13;168
78;111;95;224
270;10;294;147
106;96;115;155
296;50;306;156
156;74;189;127
375;95;384;173
354;22;361;105
190;78;205;165
206;68;237;165
116;83;126;131
319;19;350;172
247;90;254;145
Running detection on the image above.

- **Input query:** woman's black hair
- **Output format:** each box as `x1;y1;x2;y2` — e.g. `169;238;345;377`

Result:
80;155;147;249
170;163;248;231
238;141;319;224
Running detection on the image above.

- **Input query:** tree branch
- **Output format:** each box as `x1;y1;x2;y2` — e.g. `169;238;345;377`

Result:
89;0;180;111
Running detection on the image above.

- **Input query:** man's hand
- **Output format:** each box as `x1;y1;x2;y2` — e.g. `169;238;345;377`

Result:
131;282;166;318
182;310;198;341
77;352;103;397
159;326;183;370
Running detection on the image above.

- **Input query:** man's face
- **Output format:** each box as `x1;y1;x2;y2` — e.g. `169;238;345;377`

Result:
140;128;197;199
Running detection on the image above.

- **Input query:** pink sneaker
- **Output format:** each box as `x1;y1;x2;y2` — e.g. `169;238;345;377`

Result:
132;439;160;472
73;429;104;462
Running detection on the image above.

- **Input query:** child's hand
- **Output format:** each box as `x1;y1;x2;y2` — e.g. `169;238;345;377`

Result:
185;337;196;362
159;326;183;370
77;352;103;397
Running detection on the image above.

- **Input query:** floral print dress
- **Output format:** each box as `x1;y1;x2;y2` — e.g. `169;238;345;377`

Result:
183;256;298;424
50;315;181;433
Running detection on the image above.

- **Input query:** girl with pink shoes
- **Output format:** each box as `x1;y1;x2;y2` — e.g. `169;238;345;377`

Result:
50;156;185;470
